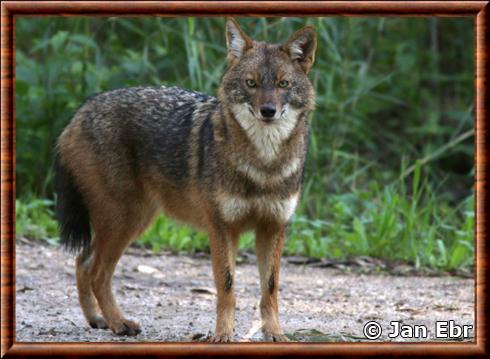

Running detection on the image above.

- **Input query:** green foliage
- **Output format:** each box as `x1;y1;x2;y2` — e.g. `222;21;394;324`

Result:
287;164;474;269
15;17;474;270
16;198;58;246
138;217;209;253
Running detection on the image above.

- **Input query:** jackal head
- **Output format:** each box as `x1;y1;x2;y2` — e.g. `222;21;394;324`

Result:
219;18;317;161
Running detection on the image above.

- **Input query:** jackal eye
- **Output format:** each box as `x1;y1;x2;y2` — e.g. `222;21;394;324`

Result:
278;80;289;88
245;79;256;88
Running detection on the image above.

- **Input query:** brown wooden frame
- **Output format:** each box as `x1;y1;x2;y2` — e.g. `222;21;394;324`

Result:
1;1;488;357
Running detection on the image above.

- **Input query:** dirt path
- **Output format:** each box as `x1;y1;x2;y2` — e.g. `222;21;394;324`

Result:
15;242;474;342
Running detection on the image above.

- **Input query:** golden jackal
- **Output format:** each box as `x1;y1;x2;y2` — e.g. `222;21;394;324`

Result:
55;18;316;342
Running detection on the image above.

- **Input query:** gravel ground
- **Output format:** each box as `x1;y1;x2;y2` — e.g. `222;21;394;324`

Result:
15;242;475;342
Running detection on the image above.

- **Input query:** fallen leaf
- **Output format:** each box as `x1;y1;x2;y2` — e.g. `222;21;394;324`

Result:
17;286;34;293
190;287;216;295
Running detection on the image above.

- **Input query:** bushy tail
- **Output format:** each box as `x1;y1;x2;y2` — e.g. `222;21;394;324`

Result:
54;153;91;253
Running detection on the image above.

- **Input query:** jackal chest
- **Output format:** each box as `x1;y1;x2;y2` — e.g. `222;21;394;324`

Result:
217;192;300;224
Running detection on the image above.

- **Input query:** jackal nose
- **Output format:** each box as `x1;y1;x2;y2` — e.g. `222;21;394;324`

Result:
260;104;276;119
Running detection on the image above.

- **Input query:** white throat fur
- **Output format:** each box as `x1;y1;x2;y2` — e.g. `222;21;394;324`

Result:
232;103;301;162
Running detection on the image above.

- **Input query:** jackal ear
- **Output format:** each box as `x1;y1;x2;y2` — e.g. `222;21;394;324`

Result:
225;18;253;64
284;26;317;73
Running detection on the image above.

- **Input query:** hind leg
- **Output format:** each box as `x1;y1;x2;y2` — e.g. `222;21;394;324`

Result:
76;248;107;329
90;229;141;336
88;200;157;336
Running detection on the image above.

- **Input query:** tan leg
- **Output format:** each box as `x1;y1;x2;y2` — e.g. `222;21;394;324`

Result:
76;248;107;329
90;230;141;336
86;199;157;336
255;224;289;342
208;227;239;343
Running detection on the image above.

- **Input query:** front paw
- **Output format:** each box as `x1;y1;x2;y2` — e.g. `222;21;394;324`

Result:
111;318;141;336
88;315;108;329
209;333;233;343
263;331;290;342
